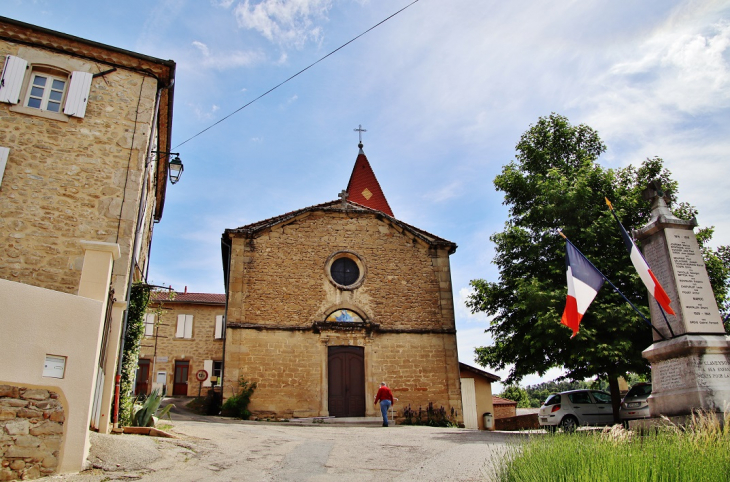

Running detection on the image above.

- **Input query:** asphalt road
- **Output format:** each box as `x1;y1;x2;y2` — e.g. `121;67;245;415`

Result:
49;401;529;481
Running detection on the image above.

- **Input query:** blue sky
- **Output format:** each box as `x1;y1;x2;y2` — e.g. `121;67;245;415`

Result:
5;0;729;390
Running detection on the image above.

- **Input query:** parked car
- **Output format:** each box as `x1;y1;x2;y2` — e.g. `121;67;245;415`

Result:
619;382;652;424
538;389;614;432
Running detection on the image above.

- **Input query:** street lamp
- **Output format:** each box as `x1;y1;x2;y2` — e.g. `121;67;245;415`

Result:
154;151;184;185
168;155;183;184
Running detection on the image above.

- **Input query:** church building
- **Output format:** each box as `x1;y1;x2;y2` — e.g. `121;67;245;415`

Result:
220;142;463;421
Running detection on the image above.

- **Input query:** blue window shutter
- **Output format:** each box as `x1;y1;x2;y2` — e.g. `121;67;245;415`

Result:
0;56;28;104
63;71;93;118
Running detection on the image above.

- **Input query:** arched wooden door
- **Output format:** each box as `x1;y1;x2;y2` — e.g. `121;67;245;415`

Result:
328;346;365;417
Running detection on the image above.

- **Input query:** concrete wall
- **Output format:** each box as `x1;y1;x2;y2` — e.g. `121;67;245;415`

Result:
0;280;102;475
458;370;495;430
0;243;117;477
225;211;463;421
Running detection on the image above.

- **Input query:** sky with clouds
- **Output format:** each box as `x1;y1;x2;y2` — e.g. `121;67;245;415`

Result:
5;0;729;391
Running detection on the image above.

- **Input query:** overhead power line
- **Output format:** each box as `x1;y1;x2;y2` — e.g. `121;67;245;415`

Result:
173;0;423;150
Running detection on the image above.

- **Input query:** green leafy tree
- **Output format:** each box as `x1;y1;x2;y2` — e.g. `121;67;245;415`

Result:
467;113;728;422
499;385;531;408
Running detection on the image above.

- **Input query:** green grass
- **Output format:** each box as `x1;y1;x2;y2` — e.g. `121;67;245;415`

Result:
497;412;729;481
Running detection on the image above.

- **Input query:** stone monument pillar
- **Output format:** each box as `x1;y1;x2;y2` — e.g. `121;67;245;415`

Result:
636;181;729;417
634;181;730;417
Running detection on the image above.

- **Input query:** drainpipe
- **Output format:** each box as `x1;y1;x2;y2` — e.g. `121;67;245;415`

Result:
220;235;233;404
113;79;170;426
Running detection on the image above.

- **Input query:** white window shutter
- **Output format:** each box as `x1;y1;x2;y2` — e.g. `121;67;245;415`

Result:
184;315;193;339
203;360;213;387
63;71;93;118
215;315;223;339
144;313;155;337
176;314;185;338
0;147;9;187
0;55;27;104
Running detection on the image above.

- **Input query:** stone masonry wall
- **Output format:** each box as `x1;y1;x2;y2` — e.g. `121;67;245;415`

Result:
0;385;65;481
493;404;517;420
227;212;454;331
224;329;463;421
224;210;462;421
141;302;224;397
0;42;158;296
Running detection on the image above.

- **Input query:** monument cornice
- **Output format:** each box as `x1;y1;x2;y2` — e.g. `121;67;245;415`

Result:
634;215;698;241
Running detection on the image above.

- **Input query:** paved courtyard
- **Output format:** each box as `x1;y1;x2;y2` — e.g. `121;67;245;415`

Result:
49;402;529;482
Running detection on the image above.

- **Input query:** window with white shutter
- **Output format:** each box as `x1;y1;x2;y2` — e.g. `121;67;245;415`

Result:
0;55;28;104
215;315;224;339
0;147;9;187
176;314;193;339
63;71;92;118
144;313;155;337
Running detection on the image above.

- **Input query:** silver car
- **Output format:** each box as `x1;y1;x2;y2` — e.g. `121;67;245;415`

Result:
538;389;615;432
619;383;652;423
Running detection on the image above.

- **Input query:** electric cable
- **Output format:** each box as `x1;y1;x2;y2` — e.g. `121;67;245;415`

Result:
172;0;422;150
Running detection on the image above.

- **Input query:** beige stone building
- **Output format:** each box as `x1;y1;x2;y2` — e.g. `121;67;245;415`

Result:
139;291;226;397
0;16;176;478
220;144;465;422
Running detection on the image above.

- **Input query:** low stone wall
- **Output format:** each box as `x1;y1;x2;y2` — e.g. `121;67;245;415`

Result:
0;385;65;480
495;413;539;431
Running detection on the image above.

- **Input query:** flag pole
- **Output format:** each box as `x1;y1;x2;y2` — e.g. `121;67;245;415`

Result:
558;230;666;340
605;199;676;338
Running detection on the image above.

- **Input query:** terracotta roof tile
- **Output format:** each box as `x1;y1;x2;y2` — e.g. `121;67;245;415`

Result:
346;149;393;216
149;291;225;305
492;396;519;406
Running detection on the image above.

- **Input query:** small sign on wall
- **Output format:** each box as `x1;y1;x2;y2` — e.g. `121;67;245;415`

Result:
43;355;66;379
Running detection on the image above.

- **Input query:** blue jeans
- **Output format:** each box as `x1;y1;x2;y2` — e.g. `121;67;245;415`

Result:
380;400;392;426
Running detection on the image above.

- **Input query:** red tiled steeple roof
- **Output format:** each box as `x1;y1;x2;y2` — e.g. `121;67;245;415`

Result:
346;145;393;217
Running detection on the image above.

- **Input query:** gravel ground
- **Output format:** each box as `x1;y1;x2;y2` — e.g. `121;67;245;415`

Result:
48;419;526;481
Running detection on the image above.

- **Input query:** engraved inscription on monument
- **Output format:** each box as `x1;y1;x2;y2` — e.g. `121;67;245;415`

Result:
665;228;723;333
653;355;730;392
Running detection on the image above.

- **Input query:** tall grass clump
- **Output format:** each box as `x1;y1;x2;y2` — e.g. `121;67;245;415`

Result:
497;410;729;481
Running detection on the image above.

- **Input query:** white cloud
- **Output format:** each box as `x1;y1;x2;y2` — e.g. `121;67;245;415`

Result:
211;0;235;8
187;102;222;121
234;0;332;48
191;40;265;70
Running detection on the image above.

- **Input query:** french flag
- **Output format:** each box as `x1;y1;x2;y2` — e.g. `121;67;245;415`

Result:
615;217;675;315
561;241;605;337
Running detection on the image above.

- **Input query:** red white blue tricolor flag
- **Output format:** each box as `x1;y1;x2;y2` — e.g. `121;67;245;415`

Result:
561;240;605;337
606;199;675;315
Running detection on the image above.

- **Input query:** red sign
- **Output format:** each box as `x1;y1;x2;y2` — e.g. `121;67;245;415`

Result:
195;369;208;382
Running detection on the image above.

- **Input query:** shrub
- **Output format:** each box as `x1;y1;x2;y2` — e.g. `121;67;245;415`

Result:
221;377;257;419
131;388;174;427
400;402;458;427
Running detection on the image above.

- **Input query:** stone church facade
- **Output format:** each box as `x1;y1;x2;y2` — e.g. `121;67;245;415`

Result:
221;145;463;421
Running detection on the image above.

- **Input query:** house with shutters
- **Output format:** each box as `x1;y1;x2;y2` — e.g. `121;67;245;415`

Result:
0;16;175;478
220;142;465;422
138;290;226;397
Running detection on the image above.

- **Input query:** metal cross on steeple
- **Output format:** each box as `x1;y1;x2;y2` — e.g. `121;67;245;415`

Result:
354;124;367;147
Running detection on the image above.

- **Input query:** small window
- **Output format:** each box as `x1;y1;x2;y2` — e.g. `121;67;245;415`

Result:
331;258;359;286
176;314;193;339
325;251;366;290
325;309;364;323
212;361;223;386
144;313;156;337
591;391;612;404
214;315;224;339
568;391;593;404
26;73;67;112
544;394;561;406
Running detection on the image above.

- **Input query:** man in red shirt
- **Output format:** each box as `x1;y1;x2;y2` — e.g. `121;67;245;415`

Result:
374;382;395;427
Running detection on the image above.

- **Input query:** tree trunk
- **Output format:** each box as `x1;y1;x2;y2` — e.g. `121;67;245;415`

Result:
608;374;621;423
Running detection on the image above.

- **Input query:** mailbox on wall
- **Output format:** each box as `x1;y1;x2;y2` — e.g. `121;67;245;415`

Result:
43;355;66;379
